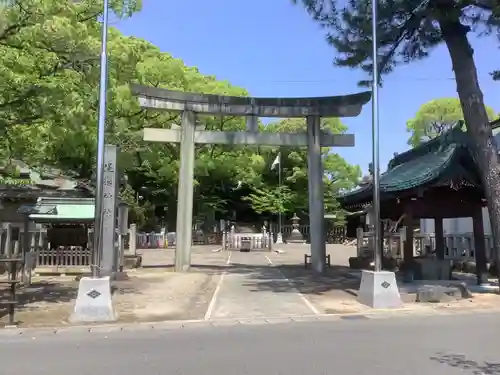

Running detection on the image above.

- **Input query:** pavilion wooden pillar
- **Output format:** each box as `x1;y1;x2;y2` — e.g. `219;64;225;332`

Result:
472;206;488;285
403;211;414;263
434;217;445;260
402;211;415;281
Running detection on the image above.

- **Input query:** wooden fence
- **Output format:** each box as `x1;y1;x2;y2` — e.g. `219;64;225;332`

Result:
0;225;136;270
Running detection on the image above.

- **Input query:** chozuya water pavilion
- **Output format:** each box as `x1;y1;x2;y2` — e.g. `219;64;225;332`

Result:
339;121;500;285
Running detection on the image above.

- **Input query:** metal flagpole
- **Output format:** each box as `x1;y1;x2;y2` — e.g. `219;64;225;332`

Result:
278;151;282;236
371;0;382;272
92;0;110;278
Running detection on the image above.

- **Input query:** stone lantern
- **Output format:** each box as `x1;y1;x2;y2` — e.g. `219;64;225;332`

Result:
287;213;306;244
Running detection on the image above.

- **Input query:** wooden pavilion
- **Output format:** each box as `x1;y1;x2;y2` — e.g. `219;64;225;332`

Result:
338;123;490;284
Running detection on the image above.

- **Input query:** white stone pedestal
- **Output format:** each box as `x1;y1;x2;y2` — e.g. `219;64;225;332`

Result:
357;270;402;309
275;233;283;244
69;276;117;323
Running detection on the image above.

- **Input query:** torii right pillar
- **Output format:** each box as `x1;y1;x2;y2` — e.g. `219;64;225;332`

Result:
307;115;326;273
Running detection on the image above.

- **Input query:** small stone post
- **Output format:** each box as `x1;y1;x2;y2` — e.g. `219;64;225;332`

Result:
230;225;235;249
128;224;137;256
39;229;44;247
398;227;405;259
0;229;3;256
263;220;269;248
13;241;19;256
30;231;36;250
117;203;129;272
221;220;227;251
356;227;364;257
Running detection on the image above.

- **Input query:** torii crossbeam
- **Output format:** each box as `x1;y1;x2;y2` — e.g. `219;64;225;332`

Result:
132;84;371;273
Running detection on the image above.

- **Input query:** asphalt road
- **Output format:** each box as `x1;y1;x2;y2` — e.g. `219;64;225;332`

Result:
1;313;499;375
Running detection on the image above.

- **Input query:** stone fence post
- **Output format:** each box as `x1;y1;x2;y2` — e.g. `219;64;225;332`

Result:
129;224;137;256
356;227;364;257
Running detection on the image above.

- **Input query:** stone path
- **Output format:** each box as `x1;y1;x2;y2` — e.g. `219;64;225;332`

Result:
205;251;318;320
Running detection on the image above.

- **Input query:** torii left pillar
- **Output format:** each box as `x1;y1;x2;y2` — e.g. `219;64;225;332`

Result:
176;111;196;271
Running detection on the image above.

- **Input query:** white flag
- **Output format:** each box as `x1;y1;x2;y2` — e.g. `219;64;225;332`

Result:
270;153;280;171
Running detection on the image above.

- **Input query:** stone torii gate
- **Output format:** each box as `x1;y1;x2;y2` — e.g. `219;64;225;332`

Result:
131;84;371;273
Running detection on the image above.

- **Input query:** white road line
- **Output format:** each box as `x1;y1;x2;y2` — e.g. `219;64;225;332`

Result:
204;251;232;321
264;255;320;315
204;273;225;320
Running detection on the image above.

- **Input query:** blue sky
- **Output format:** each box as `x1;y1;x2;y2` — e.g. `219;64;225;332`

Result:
115;0;500;173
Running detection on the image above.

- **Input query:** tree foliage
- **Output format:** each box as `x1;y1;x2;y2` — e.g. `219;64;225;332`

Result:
0;0;361;230
406;98;497;147
242;118;361;223
294;0;500;86
294;0;500;280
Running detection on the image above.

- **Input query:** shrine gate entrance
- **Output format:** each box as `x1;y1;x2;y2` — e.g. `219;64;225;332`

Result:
132;84;370;273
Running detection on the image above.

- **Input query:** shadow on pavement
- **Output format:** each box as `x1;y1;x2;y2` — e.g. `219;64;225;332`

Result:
180;262;360;297
244;264;360;297
430;353;500;374
142;264;174;269
0;282;78;319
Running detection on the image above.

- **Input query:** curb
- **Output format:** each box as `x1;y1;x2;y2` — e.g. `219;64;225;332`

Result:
2;307;499;338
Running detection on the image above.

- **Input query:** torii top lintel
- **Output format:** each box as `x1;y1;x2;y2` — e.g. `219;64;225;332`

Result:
131;84;372;118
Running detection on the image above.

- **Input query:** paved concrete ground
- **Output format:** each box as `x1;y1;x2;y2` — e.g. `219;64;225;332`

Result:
138;245;224;268
271;243;358;266
205;250;318;319
0;246;227;327
2;312;500;375
0;245;367;326
3;244;500;327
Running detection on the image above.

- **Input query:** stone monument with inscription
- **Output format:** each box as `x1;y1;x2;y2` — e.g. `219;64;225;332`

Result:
100;144;119;275
70;144;118;322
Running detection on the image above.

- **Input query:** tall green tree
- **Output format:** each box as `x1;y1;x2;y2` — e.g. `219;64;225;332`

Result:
294;0;500;275
0;1;264;229
0;0;362;230
407;98;497;147
0;0;141;163
244;117;361;224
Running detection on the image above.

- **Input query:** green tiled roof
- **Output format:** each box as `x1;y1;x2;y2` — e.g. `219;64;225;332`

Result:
29;204;95;221
20;197;96;222
339;124;479;206
20;197;127;223
0;160;94;201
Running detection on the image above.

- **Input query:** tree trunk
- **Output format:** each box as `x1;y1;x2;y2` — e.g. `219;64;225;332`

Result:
440;17;500;284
